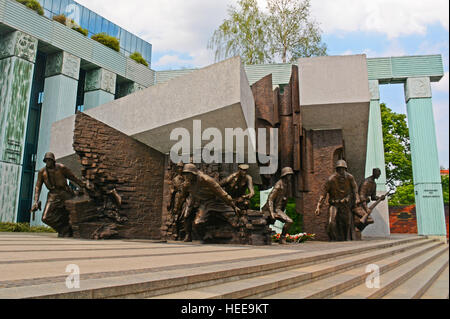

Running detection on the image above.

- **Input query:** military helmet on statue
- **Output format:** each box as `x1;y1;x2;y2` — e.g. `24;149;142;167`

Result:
43;152;56;163
336;160;348;169
182;163;198;175
280;167;294;177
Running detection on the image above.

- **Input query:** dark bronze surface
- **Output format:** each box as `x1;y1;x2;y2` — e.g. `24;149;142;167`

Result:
32;153;85;237
315;160;361;241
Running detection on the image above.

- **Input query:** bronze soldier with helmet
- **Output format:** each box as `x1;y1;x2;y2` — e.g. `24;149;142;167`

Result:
219;164;255;210
32;152;85;237
262;167;294;244
315;160;361;241
179;163;240;242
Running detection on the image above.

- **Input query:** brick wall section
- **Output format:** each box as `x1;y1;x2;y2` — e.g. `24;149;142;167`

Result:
302;129;345;241
389;204;449;238
71;112;166;239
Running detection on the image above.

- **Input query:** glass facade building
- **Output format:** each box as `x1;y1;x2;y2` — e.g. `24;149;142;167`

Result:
36;0;152;66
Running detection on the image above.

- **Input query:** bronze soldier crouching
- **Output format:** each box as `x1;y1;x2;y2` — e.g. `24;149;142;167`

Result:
32;152;85;237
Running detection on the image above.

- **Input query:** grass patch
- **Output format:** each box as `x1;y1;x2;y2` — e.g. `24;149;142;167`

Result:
0;222;55;233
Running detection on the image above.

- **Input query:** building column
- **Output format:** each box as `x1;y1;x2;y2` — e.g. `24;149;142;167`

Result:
116;81;145;99
0;31;38;222
404;77;446;237
363;80;390;237
84;68;116;110
32;51;81;225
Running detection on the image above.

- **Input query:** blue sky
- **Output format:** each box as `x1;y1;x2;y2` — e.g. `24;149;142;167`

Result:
76;0;449;167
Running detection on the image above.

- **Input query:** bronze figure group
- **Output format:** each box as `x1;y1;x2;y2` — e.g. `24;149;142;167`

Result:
315;161;387;241
33;149;386;243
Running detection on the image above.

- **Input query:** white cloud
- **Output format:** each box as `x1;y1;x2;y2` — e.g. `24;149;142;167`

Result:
432;72;449;93
75;0;234;68
310;0;449;38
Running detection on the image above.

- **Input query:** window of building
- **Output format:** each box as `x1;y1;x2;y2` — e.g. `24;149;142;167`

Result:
51;0;60;15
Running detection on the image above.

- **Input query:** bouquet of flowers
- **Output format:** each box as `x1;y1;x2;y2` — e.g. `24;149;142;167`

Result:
272;232;315;243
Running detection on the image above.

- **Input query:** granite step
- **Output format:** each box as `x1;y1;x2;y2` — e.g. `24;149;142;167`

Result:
331;244;448;299
382;249;449;299
421;265;449;299
264;241;444;299
149;239;437;299
5;236;425;299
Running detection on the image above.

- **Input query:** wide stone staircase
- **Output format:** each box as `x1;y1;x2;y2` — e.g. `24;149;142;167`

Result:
148;236;448;299
2;234;447;299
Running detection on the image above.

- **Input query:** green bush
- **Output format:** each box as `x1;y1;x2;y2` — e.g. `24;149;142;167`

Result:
16;0;44;15
129;52;149;67
72;26;88;36
91;33;120;52
0;222;55;233
52;13;67;25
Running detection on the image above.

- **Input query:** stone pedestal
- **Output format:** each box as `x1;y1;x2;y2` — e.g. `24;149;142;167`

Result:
0;31;37;222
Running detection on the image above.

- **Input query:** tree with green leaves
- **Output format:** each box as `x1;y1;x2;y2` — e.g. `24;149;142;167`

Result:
208;0;327;65
266;0;327;63
208;0;270;65
380;103;413;189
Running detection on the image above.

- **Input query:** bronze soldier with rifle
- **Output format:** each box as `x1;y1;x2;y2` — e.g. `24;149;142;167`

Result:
31;152;85;237
219;164;255;211
315;160;361;241
261;167;294;244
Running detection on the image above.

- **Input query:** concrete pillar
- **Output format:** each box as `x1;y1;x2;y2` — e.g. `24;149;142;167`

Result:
32;51;80;225
404;77;446;237
116;81;145;99
84;68;116;110
0;31;38;222
363;80;390;237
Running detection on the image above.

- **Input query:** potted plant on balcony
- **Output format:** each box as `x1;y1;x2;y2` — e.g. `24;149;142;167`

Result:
91;33;120;52
15;0;44;15
52;14;88;36
129;52;149;67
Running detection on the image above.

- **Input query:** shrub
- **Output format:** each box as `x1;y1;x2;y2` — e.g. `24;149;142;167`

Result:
72;26;88;36
52;14;88;37
16;0;44;15
91;33;120;52
0;222;55;233
52;13;67;25
129;52;149;67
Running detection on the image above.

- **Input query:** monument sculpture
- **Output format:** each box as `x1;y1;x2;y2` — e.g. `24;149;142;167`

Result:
47;57;379;244
165;162;188;241
314;160;361;241
353;168;389;237
179;163;240;243
261;167;295;244
31;152;85;237
219;164;255;211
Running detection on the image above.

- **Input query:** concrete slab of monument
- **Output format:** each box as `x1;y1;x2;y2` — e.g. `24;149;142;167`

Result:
297;54;370;184
50;56;257;173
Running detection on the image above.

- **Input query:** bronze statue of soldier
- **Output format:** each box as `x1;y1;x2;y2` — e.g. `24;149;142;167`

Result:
353;168;387;234
261;167;294;244
315;160;361;241
32;152;85;237
179;163;240;242
219;164;255;210
165;162;188;239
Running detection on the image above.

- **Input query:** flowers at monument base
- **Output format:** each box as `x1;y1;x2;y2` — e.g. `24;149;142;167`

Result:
272;232;315;243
